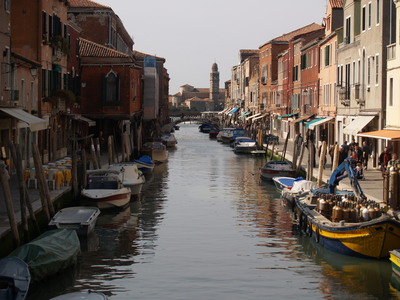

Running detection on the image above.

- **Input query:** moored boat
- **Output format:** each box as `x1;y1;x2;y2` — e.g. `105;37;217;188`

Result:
290;158;400;259
133;155;155;173
8;229;80;282
141;142;168;163
48;206;100;236
390;249;400;277
160;133;177;148
260;161;296;181
108;162;145;196
272;176;306;191
233;136;257;153
81;169;131;209
0;257;30;300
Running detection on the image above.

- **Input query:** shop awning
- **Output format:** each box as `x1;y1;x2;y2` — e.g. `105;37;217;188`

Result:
278;113;298;120
218;108;229;114
253;113;269;121
238;111;251;119
305;118;323;128
358;129;400;141
290;114;314;125
229;107;239;115
225;107;235;115
343;116;375;136
307;117;334;130
0;108;47;131
246;113;262;121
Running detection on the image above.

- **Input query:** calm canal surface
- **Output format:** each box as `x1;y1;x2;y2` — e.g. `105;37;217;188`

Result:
29;124;400;299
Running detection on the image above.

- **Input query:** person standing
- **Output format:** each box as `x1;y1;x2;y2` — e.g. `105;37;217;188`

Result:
378;147;392;174
361;141;371;170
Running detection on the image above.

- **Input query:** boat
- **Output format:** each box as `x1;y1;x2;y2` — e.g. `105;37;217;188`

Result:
272;176;306;191
141;142;168;163
219;128;235;144
133;155;155;173
0;257;30;300
209;127;220;139
108;162;145;196
390;249;400;277
233;136;257;153
50;291;108;300
259;160;296;181
160;133;177;148
48;206;101;236
199;123;216;133
81;169;131;209
8;229;80;282
291;158;400;259
280;178;319;209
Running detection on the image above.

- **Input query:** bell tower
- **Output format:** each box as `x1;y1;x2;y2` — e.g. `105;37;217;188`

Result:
210;63;219;110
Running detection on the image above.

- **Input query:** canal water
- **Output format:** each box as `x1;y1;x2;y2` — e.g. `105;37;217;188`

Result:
29;124;400;299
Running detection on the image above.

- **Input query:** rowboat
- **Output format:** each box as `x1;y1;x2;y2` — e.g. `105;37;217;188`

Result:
48;206;100;236
272;176;305;191
133;155;155;173
0;257;30;300
81;169;131;209
141;142;168;163
260;161;296;181
9;229;80;282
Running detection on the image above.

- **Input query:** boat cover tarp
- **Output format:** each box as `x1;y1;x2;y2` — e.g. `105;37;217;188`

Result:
291;180;318;193
136;155;154;165
8;229;80;282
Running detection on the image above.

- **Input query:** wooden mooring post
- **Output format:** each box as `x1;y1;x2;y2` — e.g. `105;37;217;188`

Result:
0;162;20;246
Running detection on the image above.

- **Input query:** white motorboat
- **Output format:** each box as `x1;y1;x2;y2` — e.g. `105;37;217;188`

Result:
161;133;177;148
48;206;101;236
142;142;169;163
259;161;296;181
233;136;257;153
81;169;131;209
109;162;145;196
220;128;235;144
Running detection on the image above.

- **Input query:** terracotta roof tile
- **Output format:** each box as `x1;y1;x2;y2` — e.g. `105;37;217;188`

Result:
79;38;130;58
330;0;344;9
69;0;110;8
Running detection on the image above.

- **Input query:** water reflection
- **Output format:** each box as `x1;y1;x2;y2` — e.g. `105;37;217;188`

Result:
28;124;400;299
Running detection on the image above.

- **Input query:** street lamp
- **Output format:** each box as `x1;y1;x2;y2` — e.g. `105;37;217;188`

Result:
30;66;38;80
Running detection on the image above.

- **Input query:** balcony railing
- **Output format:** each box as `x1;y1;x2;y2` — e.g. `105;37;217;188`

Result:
388;43;396;61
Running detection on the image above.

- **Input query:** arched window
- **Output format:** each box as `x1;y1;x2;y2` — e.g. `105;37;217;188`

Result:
102;71;120;104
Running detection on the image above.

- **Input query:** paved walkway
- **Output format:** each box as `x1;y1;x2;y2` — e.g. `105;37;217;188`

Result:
266;139;384;202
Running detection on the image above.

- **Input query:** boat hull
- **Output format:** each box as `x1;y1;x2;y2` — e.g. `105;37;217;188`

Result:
48;206;100;236
293;200;400;259
81;189;131;209
260;161;296;181
390;250;400;277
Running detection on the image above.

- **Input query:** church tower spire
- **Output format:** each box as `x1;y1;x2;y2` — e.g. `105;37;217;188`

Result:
210;62;219;110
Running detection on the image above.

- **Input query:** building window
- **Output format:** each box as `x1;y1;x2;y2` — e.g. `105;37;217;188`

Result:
102;71;120;104
324;45;331;66
4;0;10;12
375;54;379;85
362;6;366;31
346;17;351;44
377;0;380;25
367;57;371;86
389;78;393;106
368;2;372;29
42;11;48;42
352;61;356;85
292;65;299;81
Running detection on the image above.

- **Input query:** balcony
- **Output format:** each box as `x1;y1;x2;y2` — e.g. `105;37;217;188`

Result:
387;43;396;61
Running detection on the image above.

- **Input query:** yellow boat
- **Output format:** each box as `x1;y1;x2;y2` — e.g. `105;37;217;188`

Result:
293;193;400;259
390;249;400;277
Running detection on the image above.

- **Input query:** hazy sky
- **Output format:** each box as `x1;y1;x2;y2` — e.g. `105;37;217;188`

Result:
95;0;327;94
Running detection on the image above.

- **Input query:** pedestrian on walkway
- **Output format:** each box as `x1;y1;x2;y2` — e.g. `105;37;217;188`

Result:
361;141;371;170
378;146;392;174
339;146;347;165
